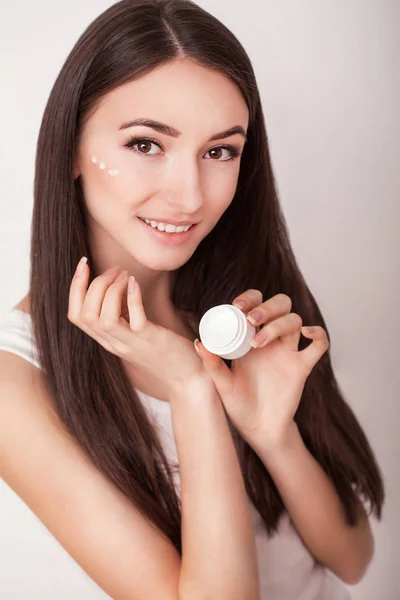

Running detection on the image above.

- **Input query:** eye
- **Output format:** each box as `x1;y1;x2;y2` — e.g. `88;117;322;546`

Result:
124;137;162;155
124;137;243;162
204;146;242;162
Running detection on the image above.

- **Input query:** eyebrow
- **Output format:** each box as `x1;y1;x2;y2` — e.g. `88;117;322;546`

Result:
118;118;247;142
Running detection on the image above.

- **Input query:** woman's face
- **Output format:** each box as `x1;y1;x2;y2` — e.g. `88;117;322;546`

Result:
73;58;249;274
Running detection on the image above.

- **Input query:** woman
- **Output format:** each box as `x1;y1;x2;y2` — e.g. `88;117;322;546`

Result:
0;0;384;599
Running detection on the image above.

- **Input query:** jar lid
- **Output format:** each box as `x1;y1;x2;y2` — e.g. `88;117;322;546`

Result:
199;305;244;352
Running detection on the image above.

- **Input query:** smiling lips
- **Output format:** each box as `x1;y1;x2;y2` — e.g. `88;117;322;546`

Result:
139;217;196;227
137;216;198;246
139;217;193;232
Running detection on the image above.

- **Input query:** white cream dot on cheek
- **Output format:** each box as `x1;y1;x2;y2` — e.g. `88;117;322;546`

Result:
91;154;119;176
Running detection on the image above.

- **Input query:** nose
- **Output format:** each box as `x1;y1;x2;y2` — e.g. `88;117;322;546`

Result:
163;155;204;216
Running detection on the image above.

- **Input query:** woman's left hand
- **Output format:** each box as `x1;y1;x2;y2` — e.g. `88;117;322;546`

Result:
194;291;330;449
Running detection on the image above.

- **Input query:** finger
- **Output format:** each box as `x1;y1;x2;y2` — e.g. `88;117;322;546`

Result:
250;312;302;349
83;275;148;353
232;289;263;312
194;340;234;397
79;268;129;351
68;257;90;320
194;339;222;371
99;270;129;329
126;276;147;332
280;328;301;351
68;259;117;353
68;258;118;320
80;268;121;321
96;271;139;357
245;293;292;327
299;326;330;371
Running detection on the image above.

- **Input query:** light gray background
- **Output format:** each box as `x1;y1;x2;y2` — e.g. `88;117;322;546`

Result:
0;1;398;598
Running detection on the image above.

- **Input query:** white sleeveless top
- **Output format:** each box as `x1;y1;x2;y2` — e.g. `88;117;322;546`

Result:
0;308;352;600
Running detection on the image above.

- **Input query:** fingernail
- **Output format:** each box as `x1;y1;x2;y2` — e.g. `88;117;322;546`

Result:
128;276;136;294
74;256;87;278
233;301;245;310
303;326;316;334
247;310;262;325
194;339;201;355
250;329;269;348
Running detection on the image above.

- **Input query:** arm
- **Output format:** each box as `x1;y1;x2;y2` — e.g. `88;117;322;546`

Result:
170;377;260;600
0;351;259;600
0;352;183;600
250;421;374;585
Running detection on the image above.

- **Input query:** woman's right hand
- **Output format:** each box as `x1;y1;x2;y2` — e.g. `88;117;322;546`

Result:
67;258;210;401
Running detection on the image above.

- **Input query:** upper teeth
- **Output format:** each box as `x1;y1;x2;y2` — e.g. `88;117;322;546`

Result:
141;218;192;233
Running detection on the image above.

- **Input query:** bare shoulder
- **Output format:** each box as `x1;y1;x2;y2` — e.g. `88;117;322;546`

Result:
0;303;182;600
0;291;40;394
0;293;42;392
13;293;31;315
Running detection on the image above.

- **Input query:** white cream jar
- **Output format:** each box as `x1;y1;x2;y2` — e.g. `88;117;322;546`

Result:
199;304;256;360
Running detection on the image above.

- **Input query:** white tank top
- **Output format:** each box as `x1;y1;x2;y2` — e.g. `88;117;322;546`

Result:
0;308;352;600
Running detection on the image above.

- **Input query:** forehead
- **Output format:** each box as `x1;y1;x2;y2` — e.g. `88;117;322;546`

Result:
85;59;249;135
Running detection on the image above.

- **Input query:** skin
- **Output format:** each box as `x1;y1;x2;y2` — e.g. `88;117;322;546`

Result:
194;291;374;583
17;57;249;401
72;57;249;335
11;58;373;585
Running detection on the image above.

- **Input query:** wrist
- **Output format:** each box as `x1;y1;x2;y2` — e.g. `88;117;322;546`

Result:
249;420;301;459
167;371;217;403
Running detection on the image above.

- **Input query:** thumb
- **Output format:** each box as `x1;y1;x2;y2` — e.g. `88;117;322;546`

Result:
194;339;233;396
299;326;330;372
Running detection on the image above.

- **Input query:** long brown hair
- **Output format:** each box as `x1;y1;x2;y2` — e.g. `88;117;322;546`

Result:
30;0;384;554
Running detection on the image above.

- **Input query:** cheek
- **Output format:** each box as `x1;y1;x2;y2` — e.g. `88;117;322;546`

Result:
205;167;240;214
84;151;156;207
